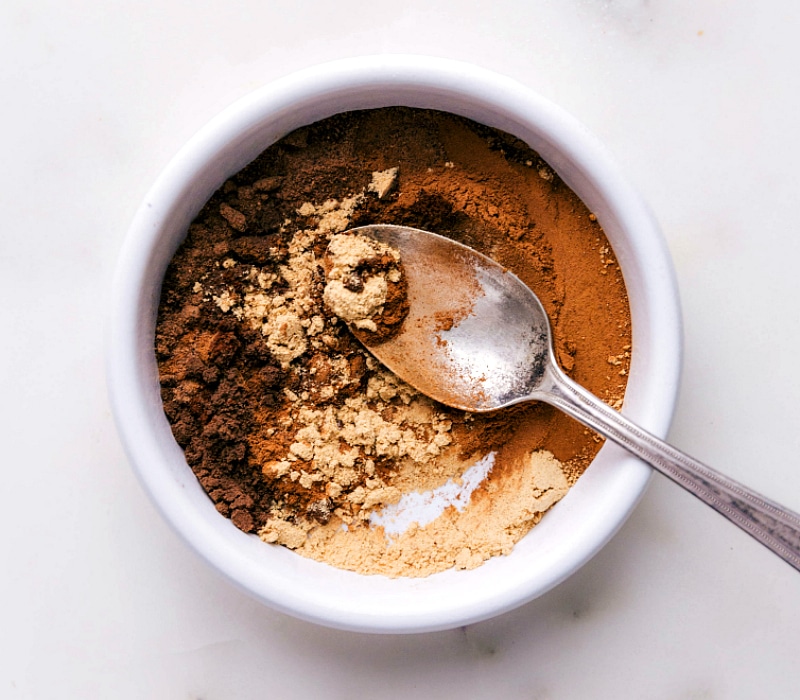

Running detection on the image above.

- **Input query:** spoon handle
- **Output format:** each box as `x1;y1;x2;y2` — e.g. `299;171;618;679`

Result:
537;363;800;573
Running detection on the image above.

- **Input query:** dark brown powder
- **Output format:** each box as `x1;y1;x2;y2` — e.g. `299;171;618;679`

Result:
155;107;631;575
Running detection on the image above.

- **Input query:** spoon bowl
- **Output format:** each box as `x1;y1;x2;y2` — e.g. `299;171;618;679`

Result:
344;224;552;412
344;224;800;573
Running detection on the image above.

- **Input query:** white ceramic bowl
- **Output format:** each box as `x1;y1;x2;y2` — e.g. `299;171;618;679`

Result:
108;55;682;633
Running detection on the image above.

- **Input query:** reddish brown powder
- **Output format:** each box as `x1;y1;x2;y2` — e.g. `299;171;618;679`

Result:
155;107;631;574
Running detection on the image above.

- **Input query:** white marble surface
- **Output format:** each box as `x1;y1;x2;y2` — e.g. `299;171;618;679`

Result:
3;1;800;697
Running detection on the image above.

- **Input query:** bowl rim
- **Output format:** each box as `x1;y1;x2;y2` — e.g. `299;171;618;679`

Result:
107;54;682;633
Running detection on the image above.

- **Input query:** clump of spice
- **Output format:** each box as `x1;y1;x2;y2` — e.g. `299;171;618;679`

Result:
155;108;632;577
322;232;409;341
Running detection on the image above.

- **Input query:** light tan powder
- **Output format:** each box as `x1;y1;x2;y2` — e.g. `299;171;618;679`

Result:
367;166;399;199
271;450;568;577
322;233;402;332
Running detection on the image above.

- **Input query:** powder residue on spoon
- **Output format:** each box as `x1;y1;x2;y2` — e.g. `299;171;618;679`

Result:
155;108;632;577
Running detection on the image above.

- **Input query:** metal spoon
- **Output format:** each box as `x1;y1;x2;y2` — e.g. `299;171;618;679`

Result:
339;224;800;572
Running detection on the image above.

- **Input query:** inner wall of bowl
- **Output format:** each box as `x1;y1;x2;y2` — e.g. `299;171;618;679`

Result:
125;59;680;633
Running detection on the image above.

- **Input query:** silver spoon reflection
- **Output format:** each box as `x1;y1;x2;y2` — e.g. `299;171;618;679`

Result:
333;224;800;572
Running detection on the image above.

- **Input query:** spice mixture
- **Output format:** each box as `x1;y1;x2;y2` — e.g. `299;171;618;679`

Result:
155;108;632;577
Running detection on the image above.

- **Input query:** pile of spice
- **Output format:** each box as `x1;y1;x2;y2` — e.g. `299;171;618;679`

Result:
322;231;409;340
155;108;632;577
